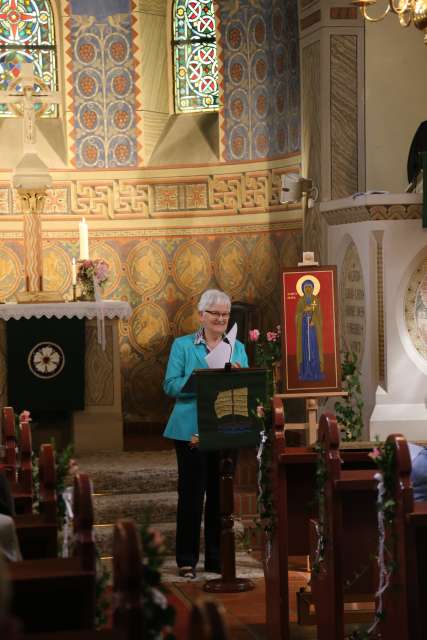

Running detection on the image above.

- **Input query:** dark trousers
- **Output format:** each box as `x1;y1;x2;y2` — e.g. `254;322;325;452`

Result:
174;440;221;569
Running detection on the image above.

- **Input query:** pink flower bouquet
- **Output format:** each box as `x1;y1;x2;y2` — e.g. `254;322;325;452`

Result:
77;259;109;300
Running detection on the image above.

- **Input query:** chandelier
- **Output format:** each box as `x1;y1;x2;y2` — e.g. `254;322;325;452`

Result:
351;0;427;42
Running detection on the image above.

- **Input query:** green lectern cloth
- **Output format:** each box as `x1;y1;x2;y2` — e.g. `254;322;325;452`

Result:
196;368;267;451
7;317;85;411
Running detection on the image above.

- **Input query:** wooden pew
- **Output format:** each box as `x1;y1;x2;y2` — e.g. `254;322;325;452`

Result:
188;600;230;640
14;443;58;559
8;472;96;633
308;412;378;640
1;406;17;483
379;433;427;640
264;398;375;640
1;408;33;514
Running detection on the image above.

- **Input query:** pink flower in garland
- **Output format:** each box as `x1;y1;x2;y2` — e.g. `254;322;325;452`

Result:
19;410;31;422
249;329;260;342
266;331;278;342
369;447;382;461
256;405;265;418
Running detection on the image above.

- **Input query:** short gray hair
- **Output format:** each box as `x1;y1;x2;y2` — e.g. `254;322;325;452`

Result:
198;289;231;312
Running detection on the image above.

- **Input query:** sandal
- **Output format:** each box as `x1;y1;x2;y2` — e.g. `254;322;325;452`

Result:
178;566;196;579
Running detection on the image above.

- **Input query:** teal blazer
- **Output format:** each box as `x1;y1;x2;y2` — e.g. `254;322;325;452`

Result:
163;333;249;441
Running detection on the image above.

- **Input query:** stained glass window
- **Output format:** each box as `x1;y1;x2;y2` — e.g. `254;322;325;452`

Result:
0;0;57;117
173;0;218;113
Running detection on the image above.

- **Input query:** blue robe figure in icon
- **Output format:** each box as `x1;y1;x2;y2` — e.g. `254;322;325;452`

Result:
296;279;325;382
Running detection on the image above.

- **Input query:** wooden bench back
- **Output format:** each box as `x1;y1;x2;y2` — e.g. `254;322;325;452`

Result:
9;470;96;633
2;406;17;480
73;473;95;573
38;443;57;521
188;600;230;640
112;519;144;639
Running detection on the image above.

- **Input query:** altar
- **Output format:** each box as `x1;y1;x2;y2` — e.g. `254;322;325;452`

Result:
0;300;131;453
321;193;427;441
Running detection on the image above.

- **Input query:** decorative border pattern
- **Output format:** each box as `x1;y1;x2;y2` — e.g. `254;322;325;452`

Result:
322;204;422;226
0;166;299;218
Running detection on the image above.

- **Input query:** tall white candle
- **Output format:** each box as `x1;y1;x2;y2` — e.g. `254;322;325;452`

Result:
79;217;89;260
71;257;77;285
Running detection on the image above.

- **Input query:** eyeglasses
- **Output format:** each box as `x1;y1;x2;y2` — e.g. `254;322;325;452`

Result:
204;310;230;319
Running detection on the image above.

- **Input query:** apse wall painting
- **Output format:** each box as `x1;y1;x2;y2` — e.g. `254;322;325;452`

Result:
282;267;341;393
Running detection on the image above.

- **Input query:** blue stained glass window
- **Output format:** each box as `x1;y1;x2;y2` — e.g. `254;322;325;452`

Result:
173;0;219;113
0;0;57;117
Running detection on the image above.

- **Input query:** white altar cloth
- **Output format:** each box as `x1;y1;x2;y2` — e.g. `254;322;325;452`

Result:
0;300;131;350
0;300;131;321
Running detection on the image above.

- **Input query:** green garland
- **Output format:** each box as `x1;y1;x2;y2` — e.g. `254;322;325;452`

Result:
346;440;397;640
311;442;328;574
256;406;276;535
335;351;364;442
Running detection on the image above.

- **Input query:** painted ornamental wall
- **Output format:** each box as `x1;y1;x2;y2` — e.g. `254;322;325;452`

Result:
0;0;302;429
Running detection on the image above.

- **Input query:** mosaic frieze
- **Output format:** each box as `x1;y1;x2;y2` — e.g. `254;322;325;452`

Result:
0;168;291;217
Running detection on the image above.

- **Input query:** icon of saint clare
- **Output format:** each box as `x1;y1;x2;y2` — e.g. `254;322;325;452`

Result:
295;275;325;381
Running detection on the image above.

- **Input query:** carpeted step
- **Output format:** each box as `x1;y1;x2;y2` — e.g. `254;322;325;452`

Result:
93;490;177;525
95;518;247;557
76;450;178;494
95;521;177;557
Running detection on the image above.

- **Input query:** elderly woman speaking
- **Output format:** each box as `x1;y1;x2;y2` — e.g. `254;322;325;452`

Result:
163;289;248;579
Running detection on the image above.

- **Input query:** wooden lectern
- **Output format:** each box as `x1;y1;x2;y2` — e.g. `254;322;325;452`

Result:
191;367;267;593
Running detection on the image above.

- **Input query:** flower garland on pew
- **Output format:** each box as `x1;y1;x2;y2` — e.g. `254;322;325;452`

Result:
347;440;397;640
311;442;328;574
248;327;281;542
140;511;176;640
255;403;276;539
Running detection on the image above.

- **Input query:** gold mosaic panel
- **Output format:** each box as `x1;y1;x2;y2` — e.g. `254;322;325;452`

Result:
128;302;170;356
174;301;201;337
214;238;248;295
126;242;168;296
405;255;427;361
173;241;211;296
0;246;20;299
250;236;279;296
42;242;72;293
90;242;122;298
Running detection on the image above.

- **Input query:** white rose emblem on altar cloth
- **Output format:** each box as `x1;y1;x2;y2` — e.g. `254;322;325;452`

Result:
28;342;65;379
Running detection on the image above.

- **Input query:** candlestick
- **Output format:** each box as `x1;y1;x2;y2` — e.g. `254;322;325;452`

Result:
71;257;77;286
79;217;89;260
72;284;77;301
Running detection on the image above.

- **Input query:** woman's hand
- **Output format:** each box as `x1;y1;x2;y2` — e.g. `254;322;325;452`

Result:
232;362;242;368
189;434;199;448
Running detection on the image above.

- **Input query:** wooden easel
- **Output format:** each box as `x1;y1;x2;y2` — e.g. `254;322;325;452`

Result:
276;391;348;444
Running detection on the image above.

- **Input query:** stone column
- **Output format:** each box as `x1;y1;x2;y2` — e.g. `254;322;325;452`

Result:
299;0;365;262
18;189;46;292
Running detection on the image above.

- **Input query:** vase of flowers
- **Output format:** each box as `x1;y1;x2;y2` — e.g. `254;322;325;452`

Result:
77;259;109;301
